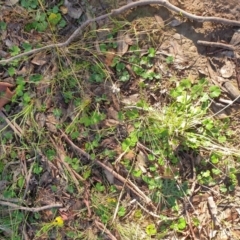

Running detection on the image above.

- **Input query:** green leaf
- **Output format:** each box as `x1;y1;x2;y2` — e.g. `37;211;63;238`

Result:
132;169;142;177
9;46;21;56
58;19;67;28
146;224;157;236
166;56;174;64
116;62;125;72
177;217;186;230
23;93;31;103
202;170;210;177
218;135;226;143
117;206;126;217
22;42;32;52
140;56;149;65
209;85;221;98
17;176;25;188
8;67;15;76
95;183;105;192
99;43;107;52
48;13;62;26
30;74;43;82
148;47;156;57
119;71;130;81
36;21;48;32
210;153;219;164
52;6;59;13
180;79;191;89
0;21;7;31
21;0;39;9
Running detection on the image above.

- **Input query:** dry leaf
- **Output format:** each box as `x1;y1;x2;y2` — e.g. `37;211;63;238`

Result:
0;82;15;110
170;18;182;27
105;49;116;66
223;82;240;103
64;0;82;19
220;60;234;78
31;52;48;66
154;14;164;27
60;6;68;14
5;0;19;6
107;106;118;120
135;151;147;173
103;119;119;127
117;31;130;56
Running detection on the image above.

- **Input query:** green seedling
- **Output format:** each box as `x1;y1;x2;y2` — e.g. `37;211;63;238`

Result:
0;21;7;31
166;56;174;64
21;0;39;9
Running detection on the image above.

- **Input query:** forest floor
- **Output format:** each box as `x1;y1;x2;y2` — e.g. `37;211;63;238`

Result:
1;0;240;239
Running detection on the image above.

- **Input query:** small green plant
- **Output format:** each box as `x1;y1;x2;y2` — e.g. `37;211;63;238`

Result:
9;46;21;56
21;0;39;9
146;223;157;236
166;56;174;64
170;217;187;231
0;21;7;31
35;216;64;238
89;63;106;83
65;156;81;172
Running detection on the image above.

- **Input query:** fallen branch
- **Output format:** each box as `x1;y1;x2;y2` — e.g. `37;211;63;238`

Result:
0;201;62;212
95;220;118;240
1;0;240;65
197;40;235;51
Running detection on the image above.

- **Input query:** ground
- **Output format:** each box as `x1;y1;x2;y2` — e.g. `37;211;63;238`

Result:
1;0;240;239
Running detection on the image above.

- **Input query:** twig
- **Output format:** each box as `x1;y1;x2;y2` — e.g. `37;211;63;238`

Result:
114;147;129;165
112;154;137;223
197;40;235;51
95;220;117;240
0;111;23;137
23;163;34;200
130;199;178;222
1;0;240;65
207;196;220;228
0;201;62;212
50;137;85;192
186;210;197;240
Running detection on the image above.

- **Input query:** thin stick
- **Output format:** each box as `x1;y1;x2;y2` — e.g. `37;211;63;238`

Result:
23;163;34;200
0;201;62;212
197;40;235;51
1;0;240;65
95;220;118;240
0;111;22;137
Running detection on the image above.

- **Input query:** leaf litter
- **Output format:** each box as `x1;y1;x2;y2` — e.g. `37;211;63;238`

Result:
1;0;240;239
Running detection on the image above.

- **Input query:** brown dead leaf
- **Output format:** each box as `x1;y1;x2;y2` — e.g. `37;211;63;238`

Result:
124;150;135;160
31;52;48;66
0;82;15;110
103;119;120;127
105;49;116;66
46;114;58;133
107;106;119;120
60;5;68;14
154;14;164;27
220;59;234;78
117;31;131;56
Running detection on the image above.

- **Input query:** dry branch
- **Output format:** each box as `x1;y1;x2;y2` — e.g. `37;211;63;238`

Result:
0;201;62;212
197;40;235;50
1;0;240;65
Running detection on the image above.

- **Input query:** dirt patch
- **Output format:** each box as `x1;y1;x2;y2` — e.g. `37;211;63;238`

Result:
170;0;240;20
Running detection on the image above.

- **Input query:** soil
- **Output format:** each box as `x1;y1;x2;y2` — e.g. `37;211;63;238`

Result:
171;0;240;20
